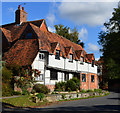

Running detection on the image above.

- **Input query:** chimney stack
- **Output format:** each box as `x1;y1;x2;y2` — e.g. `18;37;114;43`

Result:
18;5;21;10
15;5;27;24
22;7;24;11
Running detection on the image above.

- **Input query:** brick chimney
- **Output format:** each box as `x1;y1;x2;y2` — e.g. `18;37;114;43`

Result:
15;5;27;24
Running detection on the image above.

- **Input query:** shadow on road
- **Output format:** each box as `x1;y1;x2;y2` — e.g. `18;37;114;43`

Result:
2;104;120;113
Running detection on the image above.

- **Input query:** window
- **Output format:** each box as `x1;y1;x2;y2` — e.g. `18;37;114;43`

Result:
55;50;60;60
39;53;44;60
92;60;94;67
69;54;73;62
35;74;43;81
80;57;84;64
25;33;32;39
50;69;58;80
91;75;94;82
82;74;86;82
64;73;69;81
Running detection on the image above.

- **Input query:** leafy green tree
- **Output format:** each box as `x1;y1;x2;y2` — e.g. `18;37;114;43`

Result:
98;4;120;82
54;24;85;48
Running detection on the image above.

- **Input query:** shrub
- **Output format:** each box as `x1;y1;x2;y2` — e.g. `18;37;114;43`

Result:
36;93;45;101
13;91;21;95
31;89;36;94
61;94;66;99
87;89;93;92
55;81;66;91
33;84;50;94
81;89;87;93
71;77;80;90
65;79;76;91
94;89;102;93
22;90;30;95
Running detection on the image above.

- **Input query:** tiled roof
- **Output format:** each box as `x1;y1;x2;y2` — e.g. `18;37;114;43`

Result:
2;19;95;66
3;39;39;66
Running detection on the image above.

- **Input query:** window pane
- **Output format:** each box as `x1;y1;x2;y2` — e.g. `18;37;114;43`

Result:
92;60;94;67
50;70;58;80
39;53;44;60
81;57;83;63
82;74;86;82
69;54;73;62
55;50;60;60
65;73;69;81
91;75;94;82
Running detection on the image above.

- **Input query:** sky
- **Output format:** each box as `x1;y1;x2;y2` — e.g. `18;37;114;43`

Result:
1;1;119;60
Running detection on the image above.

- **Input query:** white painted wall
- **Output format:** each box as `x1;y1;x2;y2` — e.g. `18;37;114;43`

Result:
65;59;76;71
48;55;64;69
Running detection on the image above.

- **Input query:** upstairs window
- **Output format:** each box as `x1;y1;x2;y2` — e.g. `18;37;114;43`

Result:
55;50;60;60
80;57;84;64
69;54;73;62
39;53;44;60
92;60;94;67
82;74;86;82
25;33;32;39
91;75;94;82
50;69;58;80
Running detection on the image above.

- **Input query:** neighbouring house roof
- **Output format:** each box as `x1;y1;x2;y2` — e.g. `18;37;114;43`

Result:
2;18;95;66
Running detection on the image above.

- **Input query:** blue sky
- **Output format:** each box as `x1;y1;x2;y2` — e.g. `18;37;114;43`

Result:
2;1;118;60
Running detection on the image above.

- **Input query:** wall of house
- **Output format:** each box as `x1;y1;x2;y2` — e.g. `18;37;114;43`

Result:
48;55;64;69
32;52;98;91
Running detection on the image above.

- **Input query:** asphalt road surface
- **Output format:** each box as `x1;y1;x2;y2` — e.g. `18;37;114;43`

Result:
2;91;120;113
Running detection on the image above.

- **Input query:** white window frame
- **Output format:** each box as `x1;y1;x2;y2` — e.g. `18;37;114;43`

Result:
35;74;43;81
69;54;73;62
39;53;44;60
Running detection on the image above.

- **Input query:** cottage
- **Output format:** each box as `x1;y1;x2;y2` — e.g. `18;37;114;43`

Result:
1;5;98;91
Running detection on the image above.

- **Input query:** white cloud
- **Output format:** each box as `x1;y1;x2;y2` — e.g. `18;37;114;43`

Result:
79;28;88;41
58;1;117;26
8;8;15;12
48;26;55;33
88;43;99;52
46;13;56;26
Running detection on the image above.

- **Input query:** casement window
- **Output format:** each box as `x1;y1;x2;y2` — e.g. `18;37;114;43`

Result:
80;57;84;64
39;53;44;60
55;50;60;60
35;74;43;81
82;74;86;82
64;73;69;81
69;54;73;62
92;60;94;67
50;69;58;80
25;33;32;39
91;75;94;82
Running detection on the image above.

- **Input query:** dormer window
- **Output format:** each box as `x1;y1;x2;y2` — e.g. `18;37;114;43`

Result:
25;33;32;39
55;50;60;60
39;53;44;60
92;60;94;67
69;54;73;62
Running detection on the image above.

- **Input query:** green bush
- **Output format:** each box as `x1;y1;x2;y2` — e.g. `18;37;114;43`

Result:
55;81;66;91
94;89;102;93
22;90;30;95
36;93;44;101
71;77;80;90
65;79;76;91
61;94;66;99
31;89;36;94
13;91;21;95
87;89;93;92
81;89;87;93
33;84;50;94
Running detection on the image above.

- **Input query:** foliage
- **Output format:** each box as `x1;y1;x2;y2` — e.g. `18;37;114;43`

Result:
98;4;120;82
12;91;21;95
36;93;45;101
54;81;66;91
54;24;85;48
54;77;80;91
94;89;102;93
2;66;14;96
61;94;66;99
33;84;50;94
80;89;87;93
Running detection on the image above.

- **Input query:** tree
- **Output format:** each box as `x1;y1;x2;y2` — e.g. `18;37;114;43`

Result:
98;4;120;82
54;24;85;48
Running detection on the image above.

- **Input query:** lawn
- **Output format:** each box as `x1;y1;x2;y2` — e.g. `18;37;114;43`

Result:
2;95;50;108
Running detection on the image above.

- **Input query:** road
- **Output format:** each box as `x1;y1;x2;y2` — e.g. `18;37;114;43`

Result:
2;92;120;113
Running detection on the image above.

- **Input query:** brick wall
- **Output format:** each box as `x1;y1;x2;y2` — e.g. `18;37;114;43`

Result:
80;73;98;90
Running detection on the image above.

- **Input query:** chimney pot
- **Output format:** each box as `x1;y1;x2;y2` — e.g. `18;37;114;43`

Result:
18;5;21;10
22;7;24;11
